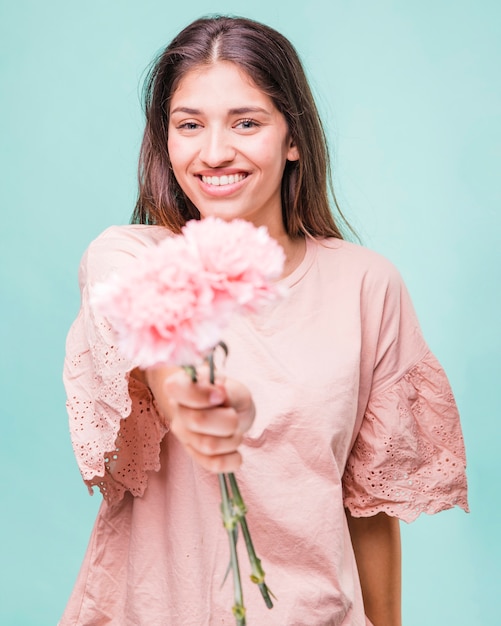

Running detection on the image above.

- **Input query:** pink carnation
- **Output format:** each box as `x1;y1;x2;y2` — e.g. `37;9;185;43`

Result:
92;218;286;368
182;217;285;311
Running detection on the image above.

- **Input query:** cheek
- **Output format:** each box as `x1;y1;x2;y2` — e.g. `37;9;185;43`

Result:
167;136;187;170
251;134;289;171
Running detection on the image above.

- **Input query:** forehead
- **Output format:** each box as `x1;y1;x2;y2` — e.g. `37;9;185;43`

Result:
170;61;272;108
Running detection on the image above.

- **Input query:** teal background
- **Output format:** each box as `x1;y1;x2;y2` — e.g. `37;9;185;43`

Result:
1;1;499;624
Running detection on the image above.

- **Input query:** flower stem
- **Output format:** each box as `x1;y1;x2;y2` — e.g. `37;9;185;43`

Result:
209;344;273;621
182;365;197;383
219;473;246;625
228;473;274;609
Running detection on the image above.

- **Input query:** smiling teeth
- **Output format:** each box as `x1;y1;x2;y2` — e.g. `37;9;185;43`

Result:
201;174;246;186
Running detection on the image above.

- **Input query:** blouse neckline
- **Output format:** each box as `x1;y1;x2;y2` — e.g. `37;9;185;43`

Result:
278;236;317;289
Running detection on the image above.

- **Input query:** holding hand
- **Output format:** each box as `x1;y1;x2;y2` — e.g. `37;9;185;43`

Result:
144;365;255;473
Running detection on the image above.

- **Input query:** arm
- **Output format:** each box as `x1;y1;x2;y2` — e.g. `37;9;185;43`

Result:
346;510;402;626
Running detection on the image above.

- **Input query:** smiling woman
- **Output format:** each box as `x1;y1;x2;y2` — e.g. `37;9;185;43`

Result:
167;62;299;261
132;17;344;243
60;15;468;626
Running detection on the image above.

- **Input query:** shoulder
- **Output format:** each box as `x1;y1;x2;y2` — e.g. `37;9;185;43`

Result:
313;238;404;293
79;224;170;286
88;224;170;252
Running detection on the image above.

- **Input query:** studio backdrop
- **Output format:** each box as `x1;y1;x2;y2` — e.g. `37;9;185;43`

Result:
1;1;499;624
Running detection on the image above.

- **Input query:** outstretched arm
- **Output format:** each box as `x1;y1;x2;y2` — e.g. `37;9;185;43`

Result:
346;510;402;626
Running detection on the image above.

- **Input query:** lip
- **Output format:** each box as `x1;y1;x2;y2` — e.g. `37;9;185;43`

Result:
197;168;247;177
196;170;249;197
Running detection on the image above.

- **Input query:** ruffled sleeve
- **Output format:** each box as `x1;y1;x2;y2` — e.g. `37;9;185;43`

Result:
63;225;169;505
343;259;469;523
343;351;469;522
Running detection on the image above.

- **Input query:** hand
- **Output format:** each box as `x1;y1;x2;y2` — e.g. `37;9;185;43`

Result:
145;365;255;473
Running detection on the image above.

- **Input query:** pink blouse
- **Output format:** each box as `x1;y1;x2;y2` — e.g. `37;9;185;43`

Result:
61;225;468;625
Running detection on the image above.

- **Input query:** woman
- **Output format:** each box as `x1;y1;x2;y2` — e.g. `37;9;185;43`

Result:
61;16;468;626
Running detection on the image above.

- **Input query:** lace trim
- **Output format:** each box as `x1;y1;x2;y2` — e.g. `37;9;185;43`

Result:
67;369;168;504
343;351;469;523
86;378;167;503
66;318;168;505
64;229;172;505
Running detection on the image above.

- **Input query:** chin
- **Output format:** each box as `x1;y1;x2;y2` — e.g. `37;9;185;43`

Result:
198;210;249;223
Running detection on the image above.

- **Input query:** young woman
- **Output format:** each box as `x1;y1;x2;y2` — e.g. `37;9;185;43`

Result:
61;16;468;626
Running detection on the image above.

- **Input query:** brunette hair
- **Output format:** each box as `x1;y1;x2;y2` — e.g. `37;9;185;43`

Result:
132;15;347;239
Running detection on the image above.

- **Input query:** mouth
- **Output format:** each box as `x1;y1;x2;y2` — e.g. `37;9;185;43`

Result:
200;173;247;187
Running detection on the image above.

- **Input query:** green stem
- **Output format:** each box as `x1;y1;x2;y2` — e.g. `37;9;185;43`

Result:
182;365;197;383
228;473;274;609
219;473;246;625
209;344;273;619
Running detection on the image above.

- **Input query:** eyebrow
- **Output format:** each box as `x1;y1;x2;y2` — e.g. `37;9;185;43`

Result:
170;106;272;116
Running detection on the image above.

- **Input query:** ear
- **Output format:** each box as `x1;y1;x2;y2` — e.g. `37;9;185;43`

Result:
287;140;299;162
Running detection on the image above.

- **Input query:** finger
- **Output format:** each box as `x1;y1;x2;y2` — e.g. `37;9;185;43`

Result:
186;430;244;457
186;446;243;474
172;406;239;438
224;378;255;433
164;369;227;409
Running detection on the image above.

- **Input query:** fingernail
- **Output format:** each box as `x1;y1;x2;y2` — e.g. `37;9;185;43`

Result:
209;390;224;404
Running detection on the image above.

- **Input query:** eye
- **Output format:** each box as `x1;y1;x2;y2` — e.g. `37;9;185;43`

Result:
235;118;260;130
177;121;201;130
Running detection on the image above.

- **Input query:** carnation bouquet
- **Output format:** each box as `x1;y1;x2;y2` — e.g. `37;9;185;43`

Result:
92;217;285;625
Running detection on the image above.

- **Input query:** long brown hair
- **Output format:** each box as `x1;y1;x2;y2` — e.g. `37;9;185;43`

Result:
132;15;348;239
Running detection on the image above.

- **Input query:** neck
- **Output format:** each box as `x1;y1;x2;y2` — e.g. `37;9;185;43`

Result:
276;234;306;279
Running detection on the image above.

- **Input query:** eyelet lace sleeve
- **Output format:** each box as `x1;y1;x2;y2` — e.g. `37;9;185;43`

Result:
63;226;169;505
343;350;469;523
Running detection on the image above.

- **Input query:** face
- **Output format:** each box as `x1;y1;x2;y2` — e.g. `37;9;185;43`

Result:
168;61;299;237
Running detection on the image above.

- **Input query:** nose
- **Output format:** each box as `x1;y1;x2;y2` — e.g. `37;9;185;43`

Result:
199;127;236;167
